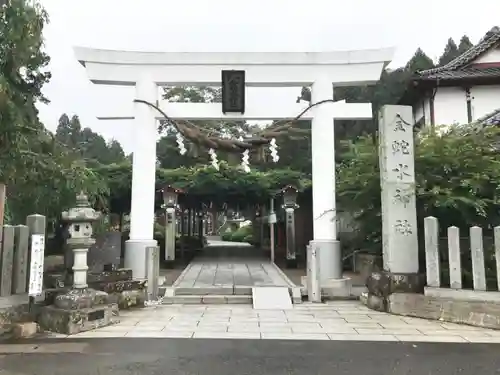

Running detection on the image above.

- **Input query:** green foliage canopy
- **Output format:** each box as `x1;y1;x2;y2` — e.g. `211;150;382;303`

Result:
96;162;311;214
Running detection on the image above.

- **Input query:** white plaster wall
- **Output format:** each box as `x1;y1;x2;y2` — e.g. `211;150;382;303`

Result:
470;85;500;120
413;85;500;126
433;87;468;126
474;47;500;64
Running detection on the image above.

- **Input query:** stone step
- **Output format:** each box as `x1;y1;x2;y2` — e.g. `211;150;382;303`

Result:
159;287;302;305
172;286;253;296
161;295;252;305
160;285;302;301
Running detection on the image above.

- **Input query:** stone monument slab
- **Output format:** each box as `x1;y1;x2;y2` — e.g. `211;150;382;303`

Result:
87;231;122;273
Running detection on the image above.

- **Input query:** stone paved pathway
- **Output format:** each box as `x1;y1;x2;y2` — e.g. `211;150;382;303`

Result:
53;301;500;342
174;260;292;288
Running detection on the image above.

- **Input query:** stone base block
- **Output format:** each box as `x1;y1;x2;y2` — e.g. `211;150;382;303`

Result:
291;287;302;304
388;293;500;330
87;269;133;283
125;239;158;280
364;293;386;312
309;239;342;280
90;279;145;294
38;304;118;335
300;276;352;299
53;288;110;310
366;271;424;297
44;270;134;290
107;289;147;309
322;278;352;299
364;271;425;312
12;322;38;339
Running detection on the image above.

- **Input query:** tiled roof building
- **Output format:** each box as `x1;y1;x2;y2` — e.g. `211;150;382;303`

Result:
401;27;500;127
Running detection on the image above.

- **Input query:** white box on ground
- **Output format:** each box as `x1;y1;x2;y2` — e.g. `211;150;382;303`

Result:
252;287;293;310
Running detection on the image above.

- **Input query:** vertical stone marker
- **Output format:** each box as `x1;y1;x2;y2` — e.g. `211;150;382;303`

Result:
13;225;29;294
0;225;15;297
379;105;419;274
365;105;422;312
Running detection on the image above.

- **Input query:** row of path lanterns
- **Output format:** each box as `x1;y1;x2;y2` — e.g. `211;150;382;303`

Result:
159;184;302;266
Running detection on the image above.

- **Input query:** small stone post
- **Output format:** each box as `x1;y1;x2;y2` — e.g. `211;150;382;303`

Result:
13;225;29;294
162;186;181;264
494;226;500;291
424;216;440;287
0;225;15;297
268;197;277;263
146;246;159;301
307;245;321;302
281;185;299;268
470;226;486;291
61;192;100;290
447;226;462;289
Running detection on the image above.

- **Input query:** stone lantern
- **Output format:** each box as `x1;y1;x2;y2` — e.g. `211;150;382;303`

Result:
162;185;182;264
39;191;115;335
281;185;299;268
62;191;101;289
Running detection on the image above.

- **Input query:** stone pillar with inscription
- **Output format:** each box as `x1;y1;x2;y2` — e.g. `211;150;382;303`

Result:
365;105;424;312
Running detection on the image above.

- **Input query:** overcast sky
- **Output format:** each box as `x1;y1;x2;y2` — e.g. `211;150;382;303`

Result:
37;0;500;153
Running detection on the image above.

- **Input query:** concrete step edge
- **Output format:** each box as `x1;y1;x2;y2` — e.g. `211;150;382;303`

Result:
161;295;253;305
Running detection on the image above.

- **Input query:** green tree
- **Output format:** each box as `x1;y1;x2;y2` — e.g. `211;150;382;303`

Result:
0;2;108;223
105;140;126;164
55;113;126;165
406;48;435;72
0;0;51;182
438;38;460;66
55;114;82;150
458;35;473;55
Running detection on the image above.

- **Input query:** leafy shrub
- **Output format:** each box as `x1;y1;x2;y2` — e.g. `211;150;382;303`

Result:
230;225;253;242
221;232;233;241
336;124;500;253
243;234;254;244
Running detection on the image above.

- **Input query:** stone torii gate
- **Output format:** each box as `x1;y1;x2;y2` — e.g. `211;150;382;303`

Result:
74;47;394;284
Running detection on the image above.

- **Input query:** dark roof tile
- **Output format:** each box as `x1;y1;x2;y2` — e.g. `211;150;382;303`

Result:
417;66;500;80
417;26;500;77
476;108;500;126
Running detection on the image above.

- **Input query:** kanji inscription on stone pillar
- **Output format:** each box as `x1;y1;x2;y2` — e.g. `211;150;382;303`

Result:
379;105;418;273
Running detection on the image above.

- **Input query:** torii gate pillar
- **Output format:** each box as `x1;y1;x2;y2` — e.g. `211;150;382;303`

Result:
310;78;341;281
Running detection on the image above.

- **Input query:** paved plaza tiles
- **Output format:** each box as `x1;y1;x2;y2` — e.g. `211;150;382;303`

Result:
50;301;500;343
